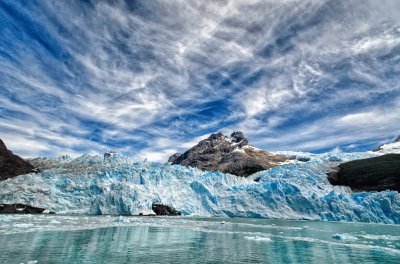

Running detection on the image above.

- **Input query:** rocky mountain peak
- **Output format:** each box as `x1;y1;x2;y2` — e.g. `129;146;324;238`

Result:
0;139;35;181
0;139;9;154
230;131;249;147
168;153;181;163
169;131;287;177
208;132;225;141
394;135;400;143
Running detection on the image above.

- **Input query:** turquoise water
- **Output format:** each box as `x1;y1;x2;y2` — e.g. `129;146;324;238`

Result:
0;216;400;264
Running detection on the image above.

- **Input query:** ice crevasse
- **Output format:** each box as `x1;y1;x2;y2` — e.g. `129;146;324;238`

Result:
0;152;399;224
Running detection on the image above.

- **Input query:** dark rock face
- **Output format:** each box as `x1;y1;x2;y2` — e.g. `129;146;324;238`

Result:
0;203;46;214
170;131;287;177
395;135;400;143
327;154;400;192
297;157;311;162
152;204;181;216
230;131;249;146
168;153;181;163
0;139;35;181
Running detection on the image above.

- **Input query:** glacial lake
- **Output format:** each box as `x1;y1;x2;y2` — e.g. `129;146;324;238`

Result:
0;215;399;264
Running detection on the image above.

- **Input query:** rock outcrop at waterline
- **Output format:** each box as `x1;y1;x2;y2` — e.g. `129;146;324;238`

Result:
152;204;181;216
327;154;400;192
169;131;288;177
0;203;46;214
0;139;36;181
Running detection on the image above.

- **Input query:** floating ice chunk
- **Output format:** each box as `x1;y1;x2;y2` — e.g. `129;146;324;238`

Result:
244;236;272;242
13;223;34;228
331;233;358;241
115;216;130;223
360;234;400;241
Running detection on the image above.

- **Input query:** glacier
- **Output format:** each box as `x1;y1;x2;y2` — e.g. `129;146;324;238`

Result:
0;151;399;224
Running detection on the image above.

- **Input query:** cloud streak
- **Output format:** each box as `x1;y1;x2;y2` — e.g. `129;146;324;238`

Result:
0;0;399;161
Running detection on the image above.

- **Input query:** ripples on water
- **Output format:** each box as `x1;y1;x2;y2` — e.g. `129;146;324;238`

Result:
0;215;399;264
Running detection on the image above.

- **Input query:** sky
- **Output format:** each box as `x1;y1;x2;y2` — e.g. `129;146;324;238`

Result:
0;0;400;161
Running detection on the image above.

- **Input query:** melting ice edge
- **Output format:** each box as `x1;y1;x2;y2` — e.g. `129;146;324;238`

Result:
0;151;399;224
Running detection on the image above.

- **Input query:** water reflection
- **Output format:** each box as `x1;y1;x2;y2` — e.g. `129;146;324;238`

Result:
0;222;399;264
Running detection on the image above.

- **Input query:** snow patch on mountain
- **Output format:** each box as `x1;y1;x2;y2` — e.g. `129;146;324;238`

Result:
375;141;400;154
372;135;400;154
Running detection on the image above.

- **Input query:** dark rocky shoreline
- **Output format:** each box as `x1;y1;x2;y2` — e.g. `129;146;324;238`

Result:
151;204;181;216
0;203;46;214
327;154;400;192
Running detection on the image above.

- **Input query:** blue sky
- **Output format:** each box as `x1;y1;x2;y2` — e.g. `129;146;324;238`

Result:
1;0;400;161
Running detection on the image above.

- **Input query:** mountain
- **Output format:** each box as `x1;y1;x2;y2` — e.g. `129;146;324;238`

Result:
0;139;35;181
327;154;400;192
167;153;181;163
169;131;288;177
373;135;400;154
327;135;400;192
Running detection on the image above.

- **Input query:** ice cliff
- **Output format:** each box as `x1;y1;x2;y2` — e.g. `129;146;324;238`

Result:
0;152;399;224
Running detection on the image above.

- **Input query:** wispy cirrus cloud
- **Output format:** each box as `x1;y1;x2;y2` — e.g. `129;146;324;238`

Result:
0;0;399;161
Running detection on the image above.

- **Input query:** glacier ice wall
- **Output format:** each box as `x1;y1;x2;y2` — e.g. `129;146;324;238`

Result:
0;152;399;224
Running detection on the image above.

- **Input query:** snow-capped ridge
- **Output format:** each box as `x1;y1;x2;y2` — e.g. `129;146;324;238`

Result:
374;142;400;154
373;135;400;154
170;131;288;177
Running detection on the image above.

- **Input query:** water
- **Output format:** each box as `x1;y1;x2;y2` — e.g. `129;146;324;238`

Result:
0;215;399;264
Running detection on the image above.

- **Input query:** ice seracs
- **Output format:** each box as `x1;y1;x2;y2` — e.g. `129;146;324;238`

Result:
0;151;399;224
